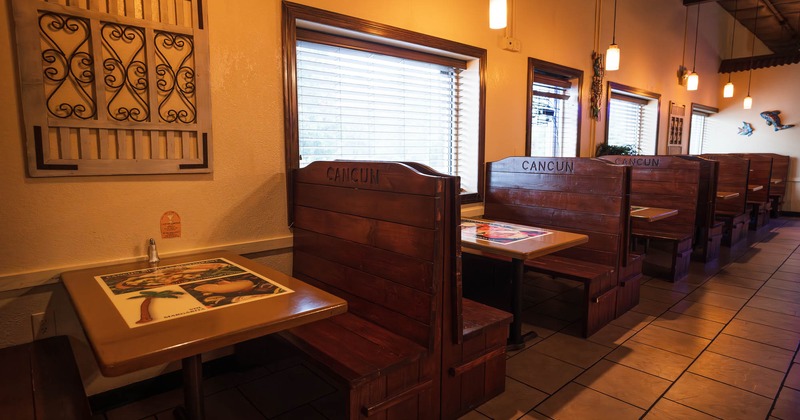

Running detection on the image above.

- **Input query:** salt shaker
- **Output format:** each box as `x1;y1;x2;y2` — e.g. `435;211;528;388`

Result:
147;238;160;264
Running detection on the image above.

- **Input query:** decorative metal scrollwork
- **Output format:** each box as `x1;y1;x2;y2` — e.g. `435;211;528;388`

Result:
39;12;96;120
155;31;196;123
102;22;149;122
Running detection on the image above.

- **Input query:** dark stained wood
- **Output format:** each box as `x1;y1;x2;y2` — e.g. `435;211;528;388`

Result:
478;156;638;336
734;153;775;230
760;153;790;216
287;160;510;420
700;154;751;246
599;155;700;282
0;336;92;420
679;155;722;262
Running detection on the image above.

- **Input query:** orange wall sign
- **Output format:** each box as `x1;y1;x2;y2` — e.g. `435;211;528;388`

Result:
160;211;182;239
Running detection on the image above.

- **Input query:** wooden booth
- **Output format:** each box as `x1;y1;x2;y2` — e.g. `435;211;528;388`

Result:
285;160;511;419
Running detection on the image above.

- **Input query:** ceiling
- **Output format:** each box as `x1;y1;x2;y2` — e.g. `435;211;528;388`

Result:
684;0;800;72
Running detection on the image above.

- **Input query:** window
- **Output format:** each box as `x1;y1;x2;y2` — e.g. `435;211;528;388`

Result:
688;103;718;155
605;82;660;155
282;3;486;203
526;59;582;157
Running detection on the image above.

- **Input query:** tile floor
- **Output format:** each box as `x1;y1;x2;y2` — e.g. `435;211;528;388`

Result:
93;218;800;419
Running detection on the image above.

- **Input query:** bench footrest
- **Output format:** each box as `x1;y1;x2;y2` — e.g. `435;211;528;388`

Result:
632;232;693;282
524;254;617;337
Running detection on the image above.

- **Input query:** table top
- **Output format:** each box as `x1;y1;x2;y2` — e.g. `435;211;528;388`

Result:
716;191;740;200
771;178;782;184
61;251;347;376
460;217;588;260
748;184;764;192
630;206;679;222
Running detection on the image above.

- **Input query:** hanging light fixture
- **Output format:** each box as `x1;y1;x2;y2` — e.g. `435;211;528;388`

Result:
723;0;738;98
744;0;760;109
686;4;701;91
489;0;507;29
606;0;620;71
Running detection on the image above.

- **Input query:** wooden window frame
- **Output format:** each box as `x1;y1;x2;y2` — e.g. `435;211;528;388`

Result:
281;1;487;220
687;103;718;155
525;58;583;157
604;82;661;155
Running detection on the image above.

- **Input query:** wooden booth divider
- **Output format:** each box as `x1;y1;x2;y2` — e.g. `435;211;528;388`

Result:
599;156;701;282
762;153;789;217
284;160;511;420
472;157;641;337
699;154;750;246
734;153;774;230
678;155;723;262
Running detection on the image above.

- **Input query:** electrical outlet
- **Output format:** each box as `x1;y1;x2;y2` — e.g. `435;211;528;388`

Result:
502;36;521;52
31;311;56;340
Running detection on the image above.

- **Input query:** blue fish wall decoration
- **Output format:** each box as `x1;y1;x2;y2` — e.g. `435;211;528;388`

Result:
759;110;795;131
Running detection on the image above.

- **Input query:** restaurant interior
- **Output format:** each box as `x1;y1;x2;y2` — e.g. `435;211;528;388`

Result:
1;0;799;418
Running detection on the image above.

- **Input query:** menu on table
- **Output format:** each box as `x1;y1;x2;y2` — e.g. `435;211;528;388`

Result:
94;258;293;328
461;218;551;245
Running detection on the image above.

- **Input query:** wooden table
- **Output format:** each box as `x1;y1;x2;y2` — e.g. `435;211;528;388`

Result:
716;191;740;200
630;206;678;222
460;218;588;349
62;251;347;420
748;184;764;192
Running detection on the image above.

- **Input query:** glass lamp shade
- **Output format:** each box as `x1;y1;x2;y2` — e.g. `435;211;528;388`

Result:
723;82;734;98
686;72;699;91
489;0;507;29
605;44;620;71
743;96;753;109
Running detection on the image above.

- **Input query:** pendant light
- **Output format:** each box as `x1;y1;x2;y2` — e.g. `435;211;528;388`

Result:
489;0;507;29
606;0;620;71
686;4;700;91
744;0;759;109
723;0;738;98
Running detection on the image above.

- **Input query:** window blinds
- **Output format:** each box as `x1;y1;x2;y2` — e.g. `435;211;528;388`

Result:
295;40;460;177
608;96;656;155
530;82;578;157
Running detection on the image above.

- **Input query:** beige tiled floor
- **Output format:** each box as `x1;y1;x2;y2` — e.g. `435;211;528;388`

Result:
92;218;800;419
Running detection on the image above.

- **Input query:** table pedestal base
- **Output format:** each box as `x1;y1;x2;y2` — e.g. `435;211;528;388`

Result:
507;258;537;350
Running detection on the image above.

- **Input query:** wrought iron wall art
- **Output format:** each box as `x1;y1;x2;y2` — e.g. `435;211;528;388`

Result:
102;22;149;122
39;12;96;120
155;31;196;124
11;0;212;177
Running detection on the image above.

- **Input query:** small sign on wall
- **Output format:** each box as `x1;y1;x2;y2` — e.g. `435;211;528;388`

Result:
160;211;181;239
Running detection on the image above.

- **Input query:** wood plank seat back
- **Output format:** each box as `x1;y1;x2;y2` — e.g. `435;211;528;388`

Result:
290;160;450;419
0;336;92;419
699;154;750;245
699;154;749;215
735;153;774;229
400;162;512;419
484;157;631;269
761;153;789;216
599;155;700;281
482;157;633;335
679;155;721;261
736;153;773;203
599;156;700;240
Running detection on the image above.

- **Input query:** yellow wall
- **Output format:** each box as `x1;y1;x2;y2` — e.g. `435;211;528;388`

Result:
0;0;793;394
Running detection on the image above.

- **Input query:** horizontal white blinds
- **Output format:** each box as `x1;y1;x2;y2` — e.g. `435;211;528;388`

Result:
608;96;656;154
296;40;458;176
689;113;712;154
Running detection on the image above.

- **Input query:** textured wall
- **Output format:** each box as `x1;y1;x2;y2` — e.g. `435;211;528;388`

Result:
0;0;786;394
